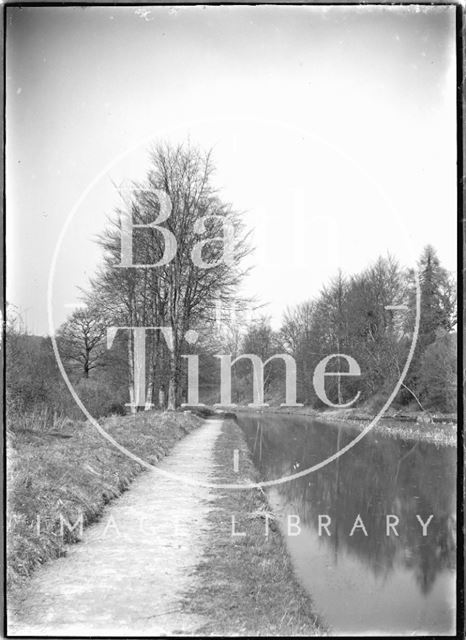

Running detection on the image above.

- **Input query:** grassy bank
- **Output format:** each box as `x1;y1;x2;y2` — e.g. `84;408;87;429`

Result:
184;419;326;636
7;410;202;602
313;407;457;446
229;405;456;447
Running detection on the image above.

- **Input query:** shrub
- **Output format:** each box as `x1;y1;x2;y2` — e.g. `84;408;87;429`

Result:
418;332;457;413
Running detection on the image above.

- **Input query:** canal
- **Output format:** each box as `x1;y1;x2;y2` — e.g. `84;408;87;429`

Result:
237;412;456;635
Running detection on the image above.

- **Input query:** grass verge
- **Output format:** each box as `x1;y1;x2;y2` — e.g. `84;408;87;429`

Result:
7;410;202;604
184;419;326;636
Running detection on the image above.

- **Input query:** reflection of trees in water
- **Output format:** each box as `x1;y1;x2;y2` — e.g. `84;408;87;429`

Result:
240;415;456;595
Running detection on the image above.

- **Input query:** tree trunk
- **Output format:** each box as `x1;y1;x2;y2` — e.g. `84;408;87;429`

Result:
158;387;166;409
145;383;153;411
127;330;136;414
336;339;343;405
144;331;155;411
167;349;177;410
83;350;90;379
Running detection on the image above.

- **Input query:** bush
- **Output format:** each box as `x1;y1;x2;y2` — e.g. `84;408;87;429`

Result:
6;328;130;423
418;332;457;413
72;377;126;420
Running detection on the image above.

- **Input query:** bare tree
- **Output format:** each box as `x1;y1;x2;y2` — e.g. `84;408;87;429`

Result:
90;141;252;409
57;307;107;378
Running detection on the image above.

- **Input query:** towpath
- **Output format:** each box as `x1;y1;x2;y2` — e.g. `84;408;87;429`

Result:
9;419;223;636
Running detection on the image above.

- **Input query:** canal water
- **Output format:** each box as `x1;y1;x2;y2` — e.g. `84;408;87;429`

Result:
237;413;456;636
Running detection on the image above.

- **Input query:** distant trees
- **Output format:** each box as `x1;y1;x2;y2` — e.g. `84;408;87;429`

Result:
344;255;405;404
231;247;456;413
272;256;407;407
48;136;455;415
235;317;280;403
280;301;316;404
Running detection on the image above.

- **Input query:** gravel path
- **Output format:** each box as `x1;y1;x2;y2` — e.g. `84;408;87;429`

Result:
9;419;223;637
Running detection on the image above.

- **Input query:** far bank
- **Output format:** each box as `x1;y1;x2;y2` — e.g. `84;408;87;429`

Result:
209;405;457;447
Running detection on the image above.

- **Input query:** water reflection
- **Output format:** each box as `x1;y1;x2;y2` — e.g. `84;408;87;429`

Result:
238;413;456;635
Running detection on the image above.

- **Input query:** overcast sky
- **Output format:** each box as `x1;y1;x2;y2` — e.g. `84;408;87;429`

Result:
6;4;457;335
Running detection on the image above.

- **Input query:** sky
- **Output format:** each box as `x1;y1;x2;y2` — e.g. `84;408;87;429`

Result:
6;4;457;335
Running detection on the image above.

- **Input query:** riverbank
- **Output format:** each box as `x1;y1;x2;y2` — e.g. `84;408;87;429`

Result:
228;406;457;447
316;407;456;446
184;419;326;636
7;410;203;604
